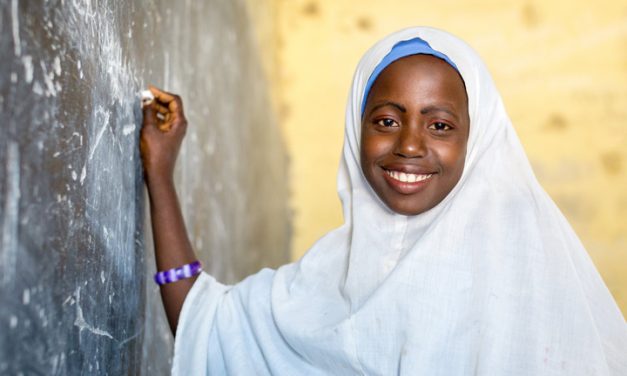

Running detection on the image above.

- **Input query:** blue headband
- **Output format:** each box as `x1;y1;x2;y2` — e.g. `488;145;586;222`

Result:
361;37;459;115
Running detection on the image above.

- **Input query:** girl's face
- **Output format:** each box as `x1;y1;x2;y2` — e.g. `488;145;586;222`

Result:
360;54;470;216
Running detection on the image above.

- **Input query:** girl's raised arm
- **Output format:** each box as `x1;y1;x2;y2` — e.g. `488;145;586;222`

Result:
140;85;198;335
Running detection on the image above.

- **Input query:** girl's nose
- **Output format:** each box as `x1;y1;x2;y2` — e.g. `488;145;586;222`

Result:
394;126;426;158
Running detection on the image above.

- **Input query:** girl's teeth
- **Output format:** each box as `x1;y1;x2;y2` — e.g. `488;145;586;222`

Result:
386;170;432;183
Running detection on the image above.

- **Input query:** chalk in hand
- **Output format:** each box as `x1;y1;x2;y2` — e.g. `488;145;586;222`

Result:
141;89;155;108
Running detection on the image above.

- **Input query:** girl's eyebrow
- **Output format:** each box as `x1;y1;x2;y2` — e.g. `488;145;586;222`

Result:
368;101;407;115
420;105;459;120
367;102;460;121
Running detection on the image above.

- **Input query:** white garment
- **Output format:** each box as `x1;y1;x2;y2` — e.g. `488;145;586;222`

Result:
173;27;627;375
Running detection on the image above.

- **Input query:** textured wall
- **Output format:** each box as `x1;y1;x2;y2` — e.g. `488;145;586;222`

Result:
275;0;627;315
0;0;288;374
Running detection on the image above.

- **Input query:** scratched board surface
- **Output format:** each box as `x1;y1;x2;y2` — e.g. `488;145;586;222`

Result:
0;0;289;374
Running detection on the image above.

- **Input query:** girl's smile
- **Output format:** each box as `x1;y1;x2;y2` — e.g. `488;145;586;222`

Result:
382;168;434;195
360;54;470;215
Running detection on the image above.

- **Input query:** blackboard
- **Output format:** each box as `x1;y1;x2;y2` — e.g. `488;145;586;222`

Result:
0;1;289;373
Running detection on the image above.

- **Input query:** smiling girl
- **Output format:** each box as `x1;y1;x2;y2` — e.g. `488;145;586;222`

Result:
361;51;469;215
141;27;627;375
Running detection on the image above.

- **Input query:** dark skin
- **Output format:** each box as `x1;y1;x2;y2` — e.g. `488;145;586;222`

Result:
141;55;469;334
141;85;198;334
361;55;470;215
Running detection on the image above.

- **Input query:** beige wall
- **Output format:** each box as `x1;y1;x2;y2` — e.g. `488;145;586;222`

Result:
258;0;627;315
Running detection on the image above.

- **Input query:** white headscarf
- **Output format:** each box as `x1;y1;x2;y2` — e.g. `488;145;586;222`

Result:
173;27;627;375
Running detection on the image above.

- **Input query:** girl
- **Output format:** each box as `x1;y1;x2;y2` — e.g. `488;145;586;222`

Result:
141;27;627;375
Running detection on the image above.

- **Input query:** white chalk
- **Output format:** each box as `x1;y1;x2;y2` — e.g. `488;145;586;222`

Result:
140;89;154;107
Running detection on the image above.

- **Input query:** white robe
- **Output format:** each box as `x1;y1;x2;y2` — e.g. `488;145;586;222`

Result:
173;27;627;375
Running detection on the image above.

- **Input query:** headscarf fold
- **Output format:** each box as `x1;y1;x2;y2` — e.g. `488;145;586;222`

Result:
173;27;627;375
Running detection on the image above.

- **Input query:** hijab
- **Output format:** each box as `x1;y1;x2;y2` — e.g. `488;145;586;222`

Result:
173;27;627;375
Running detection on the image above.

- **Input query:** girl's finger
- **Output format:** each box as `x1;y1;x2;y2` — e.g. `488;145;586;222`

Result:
158;122;172;132
142;104;158;130
148;85;184;113
148;85;175;102
154;102;169;115
169;115;187;134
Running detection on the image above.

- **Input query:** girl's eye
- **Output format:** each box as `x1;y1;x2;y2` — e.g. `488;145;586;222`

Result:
376;118;398;127
429;122;452;131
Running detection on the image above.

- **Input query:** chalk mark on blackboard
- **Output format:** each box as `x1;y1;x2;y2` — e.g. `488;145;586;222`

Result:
11;0;20;56
1;142;20;285
40;60;59;97
88;106;110;161
117;327;143;348
122;124;136;136
73;287;114;339
21;55;33;83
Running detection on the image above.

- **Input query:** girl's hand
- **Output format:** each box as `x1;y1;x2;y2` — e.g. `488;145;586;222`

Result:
140;85;188;183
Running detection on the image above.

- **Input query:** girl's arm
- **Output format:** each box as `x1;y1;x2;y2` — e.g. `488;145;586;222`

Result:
140;85;197;335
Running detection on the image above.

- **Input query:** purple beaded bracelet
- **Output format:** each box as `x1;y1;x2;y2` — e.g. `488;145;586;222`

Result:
154;261;203;286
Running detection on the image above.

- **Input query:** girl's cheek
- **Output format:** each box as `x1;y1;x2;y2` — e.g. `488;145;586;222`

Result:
363;136;385;158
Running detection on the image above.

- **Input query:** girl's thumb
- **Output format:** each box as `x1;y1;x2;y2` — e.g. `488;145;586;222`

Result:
142;104;158;129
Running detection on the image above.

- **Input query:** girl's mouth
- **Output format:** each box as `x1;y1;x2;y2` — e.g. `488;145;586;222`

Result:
384;170;433;183
382;168;435;194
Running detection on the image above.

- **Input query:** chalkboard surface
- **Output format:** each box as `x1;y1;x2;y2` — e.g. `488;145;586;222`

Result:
0;1;289;374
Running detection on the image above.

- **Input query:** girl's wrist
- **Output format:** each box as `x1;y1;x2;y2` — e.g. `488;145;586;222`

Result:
145;171;175;190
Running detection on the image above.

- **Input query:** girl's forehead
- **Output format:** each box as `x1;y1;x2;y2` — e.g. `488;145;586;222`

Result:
375;55;463;86
364;55;468;111
360;37;460;115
